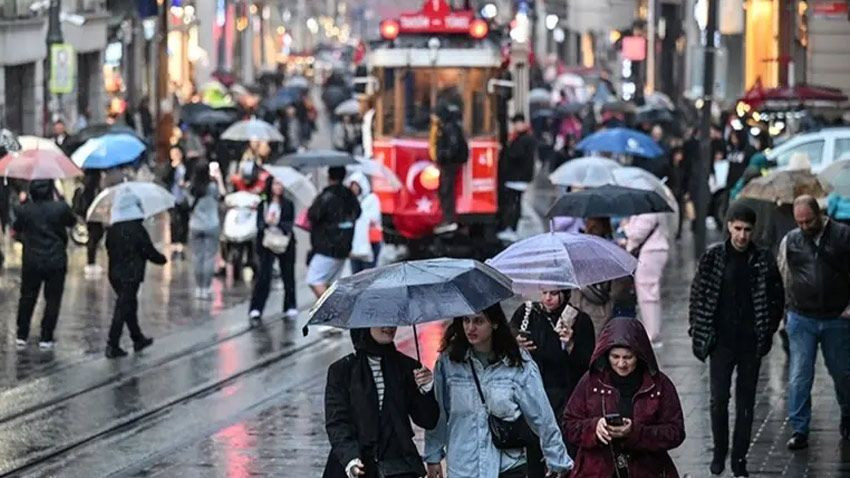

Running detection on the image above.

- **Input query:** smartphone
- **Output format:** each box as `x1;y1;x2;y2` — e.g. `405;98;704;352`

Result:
209;161;220;175
605;413;624;427
517;330;531;341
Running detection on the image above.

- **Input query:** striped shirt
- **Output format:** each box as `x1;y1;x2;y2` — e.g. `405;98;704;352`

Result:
368;356;385;410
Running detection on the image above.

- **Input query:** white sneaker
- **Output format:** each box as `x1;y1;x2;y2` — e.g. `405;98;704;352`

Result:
433;222;459;234
15;338;26;349
249;310;261;320
651;340;664;349
496;229;518;242
285;308;299;319
38;341;54;350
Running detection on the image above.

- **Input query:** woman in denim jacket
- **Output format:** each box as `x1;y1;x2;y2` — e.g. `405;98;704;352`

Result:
424;303;573;478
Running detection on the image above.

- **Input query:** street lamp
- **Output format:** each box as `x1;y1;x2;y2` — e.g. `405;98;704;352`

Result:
545;13;558;31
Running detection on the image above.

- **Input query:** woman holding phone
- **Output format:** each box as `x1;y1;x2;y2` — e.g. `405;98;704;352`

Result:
563;317;685;477
510;290;594;475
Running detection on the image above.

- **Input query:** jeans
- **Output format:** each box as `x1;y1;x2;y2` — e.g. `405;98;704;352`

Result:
350;242;381;274
438;163;461;223
787;311;850;434
17;265;66;342
249;242;296;314
710;345;761;462
108;279;145;347
190;229;219;289
499;464;528;478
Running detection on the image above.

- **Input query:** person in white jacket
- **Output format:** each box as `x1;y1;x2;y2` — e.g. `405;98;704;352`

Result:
624;213;670;347
345;172;382;274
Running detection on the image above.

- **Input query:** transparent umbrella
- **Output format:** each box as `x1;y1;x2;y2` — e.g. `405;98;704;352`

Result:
263;165;318;208
221;118;284;142
86;181;175;224
349;156;403;191
18;136;64;154
487;232;636;295
549;156;622;187
819;159;850;196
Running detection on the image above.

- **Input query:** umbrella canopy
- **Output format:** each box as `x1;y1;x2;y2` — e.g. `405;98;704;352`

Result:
644;92;676;111
0;129;20;153
740;169;829;204
0;149;81;180
334;98;360;117
610;167;679;212
349;156;403;191
68;124;140;150
285;76;310;89
18;136;64;154
277;149;358;168
577;128;664;158
186;108;237;128
71;133;146;169
263;165;318;208
264;87;302;111
221;118;284;142
819;160;850;196
306;258;514;329
549;156;622;187
634;106;676;125
487;232;637;295
528;88;552;104
555;103;586;117
547;184;673;218
179;102;214;124
86;181;175;224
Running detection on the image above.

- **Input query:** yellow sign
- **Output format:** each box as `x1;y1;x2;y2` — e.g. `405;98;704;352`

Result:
49;44;75;95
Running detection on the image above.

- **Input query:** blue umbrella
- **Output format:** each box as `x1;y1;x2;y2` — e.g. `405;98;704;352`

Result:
71;134;146;169
577;127;663;158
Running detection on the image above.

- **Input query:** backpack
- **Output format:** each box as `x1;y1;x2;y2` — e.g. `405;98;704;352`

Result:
437;121;468;164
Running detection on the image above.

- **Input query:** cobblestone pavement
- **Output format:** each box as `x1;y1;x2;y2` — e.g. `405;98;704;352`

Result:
133;234;850;477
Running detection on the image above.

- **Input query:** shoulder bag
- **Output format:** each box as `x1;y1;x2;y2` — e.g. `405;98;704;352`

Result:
262;226;291;254
467;359;534;450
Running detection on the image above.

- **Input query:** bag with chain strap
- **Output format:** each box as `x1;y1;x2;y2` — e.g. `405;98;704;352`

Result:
468;359;534;450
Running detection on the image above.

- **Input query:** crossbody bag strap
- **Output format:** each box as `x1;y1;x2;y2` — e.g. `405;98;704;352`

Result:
467;359;488;409
630;222;660;257
520;301;534;332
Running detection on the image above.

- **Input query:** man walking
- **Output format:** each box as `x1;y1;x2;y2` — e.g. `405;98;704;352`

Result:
779;195;850;450
306;166;361;298
498;114;536;242
431;102;467;234
13;180;76;349
689;203;784;477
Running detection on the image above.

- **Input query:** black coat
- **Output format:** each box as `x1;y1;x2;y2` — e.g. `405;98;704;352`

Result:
509;301;595;414
323;351;439;478
106;220;167;284
501;130;537;183
689;241;784;361
784;220;850;318
308;184;361;259
12;184;75;270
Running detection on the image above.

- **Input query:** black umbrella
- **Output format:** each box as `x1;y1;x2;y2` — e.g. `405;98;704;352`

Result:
555;103;585;117
264;87;302;111
276;149;358;168
186;109;238;128
179;102;214;124
546;184;673;218
66;124;142;153
305;258;514;361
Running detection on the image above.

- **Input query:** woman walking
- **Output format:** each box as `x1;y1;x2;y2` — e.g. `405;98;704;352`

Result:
563;317;685;477
166;145;190;260
346;172;382;273
623;213;670;347
574;217;616;334
188;160;225;299
425;303;573;478
323;327;439;478
248;176;297;324
511;290;594;475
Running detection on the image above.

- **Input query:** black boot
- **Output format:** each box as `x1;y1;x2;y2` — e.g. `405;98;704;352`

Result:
105;345;128;359
710;453;725;475
133;337;154;352
731;458;749;477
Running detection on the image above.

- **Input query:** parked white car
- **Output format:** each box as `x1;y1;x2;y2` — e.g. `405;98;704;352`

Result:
768;127;850;172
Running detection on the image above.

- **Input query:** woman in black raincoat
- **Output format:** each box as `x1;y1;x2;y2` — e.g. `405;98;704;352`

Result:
323;327;440;478
510;289;595;475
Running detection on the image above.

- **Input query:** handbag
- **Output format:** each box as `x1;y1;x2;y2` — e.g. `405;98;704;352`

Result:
468;359;534;450
262;226;291;254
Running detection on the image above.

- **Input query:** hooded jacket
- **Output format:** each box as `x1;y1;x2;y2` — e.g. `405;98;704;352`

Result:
13;180;75;270
345;172;382;257
323;330;439;478
563;318;685;477
106;219;167;284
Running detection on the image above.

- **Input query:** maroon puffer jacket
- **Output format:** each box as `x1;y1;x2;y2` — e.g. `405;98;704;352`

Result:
562;317;685;477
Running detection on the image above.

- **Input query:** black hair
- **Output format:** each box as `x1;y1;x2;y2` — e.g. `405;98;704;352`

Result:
511;113;526;123
190;159;211;199
169;144;185;161
328;165;347;182
726;201;757;226
263;174;285;202
440;303;523;367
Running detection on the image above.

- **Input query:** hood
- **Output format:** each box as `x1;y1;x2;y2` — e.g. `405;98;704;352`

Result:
29;179;54;201
590;317;659;375
344;171;371;199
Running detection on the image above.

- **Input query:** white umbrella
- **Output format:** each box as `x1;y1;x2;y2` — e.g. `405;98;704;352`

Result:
86;181;175;224
18;136;65;154
349;156;403;191
221;118;284;142
334;98;361;117
264;165;318;208
548;156;622;187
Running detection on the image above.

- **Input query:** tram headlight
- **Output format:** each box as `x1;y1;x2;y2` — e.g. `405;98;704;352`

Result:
419;165;441;191
380;19;400;40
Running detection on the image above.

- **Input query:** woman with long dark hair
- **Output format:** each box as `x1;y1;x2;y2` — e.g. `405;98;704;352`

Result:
323;327;439;478
187;159;225;299
248;175;297;324
424;304;572;478
166;145;190;261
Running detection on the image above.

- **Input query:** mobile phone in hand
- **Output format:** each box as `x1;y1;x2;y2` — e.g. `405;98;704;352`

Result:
605;413;624;427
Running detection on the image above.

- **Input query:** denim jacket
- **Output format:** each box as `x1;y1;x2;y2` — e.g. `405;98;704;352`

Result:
424;349;573;477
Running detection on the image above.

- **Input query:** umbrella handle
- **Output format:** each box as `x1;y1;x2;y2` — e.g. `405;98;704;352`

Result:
413;323;421;363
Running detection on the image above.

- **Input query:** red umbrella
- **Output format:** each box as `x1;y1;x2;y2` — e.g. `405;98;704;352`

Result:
0;149;82;180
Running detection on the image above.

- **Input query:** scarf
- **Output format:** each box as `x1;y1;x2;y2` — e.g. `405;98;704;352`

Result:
609;363;644;418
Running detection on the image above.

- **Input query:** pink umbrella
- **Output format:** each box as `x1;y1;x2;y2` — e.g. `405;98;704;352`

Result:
0;149;82;180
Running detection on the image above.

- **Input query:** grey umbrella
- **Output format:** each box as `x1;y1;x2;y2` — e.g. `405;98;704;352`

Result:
306;258;514;360
276;149;358;168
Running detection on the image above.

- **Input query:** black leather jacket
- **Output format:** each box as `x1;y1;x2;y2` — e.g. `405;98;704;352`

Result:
784;221;850;318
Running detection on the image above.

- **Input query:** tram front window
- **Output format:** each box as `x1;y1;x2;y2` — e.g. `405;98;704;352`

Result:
401;69;463;135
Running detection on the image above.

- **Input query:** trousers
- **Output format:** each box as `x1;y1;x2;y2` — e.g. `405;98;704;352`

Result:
17;265;66;342
108;279;145;347
190;229;219;289
438;162;461;223
249;242;297;314
709;344;761;461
